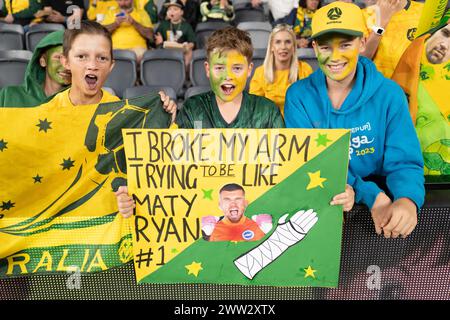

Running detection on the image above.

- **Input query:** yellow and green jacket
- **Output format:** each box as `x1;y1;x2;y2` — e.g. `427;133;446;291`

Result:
294;7;315;38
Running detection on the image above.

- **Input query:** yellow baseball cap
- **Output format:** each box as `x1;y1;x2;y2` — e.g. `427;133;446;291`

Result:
311;2;366;39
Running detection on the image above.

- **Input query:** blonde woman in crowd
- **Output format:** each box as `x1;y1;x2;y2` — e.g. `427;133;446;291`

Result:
249;24;313;116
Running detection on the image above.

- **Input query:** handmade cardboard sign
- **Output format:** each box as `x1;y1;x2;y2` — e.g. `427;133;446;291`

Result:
123;129;350;286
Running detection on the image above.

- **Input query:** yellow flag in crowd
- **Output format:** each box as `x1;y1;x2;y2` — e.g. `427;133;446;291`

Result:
416;0;449;36
393;17;450;176
0;93;171;277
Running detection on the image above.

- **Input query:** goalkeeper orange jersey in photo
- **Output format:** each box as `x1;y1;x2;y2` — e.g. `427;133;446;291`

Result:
210;216;266;242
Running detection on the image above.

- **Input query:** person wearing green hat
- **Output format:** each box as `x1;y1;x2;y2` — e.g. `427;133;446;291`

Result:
285;1;424;239
0;31;70;107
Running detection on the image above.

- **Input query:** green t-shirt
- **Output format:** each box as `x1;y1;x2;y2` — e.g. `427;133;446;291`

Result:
156;20;196;44
176;91;286;129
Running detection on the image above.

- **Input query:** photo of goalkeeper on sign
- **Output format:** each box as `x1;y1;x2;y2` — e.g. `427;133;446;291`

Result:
201;184;273;242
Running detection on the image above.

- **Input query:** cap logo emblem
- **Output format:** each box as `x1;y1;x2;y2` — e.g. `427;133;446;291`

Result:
327;7;342;20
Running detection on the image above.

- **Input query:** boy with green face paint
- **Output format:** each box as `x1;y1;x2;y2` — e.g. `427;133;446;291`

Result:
0;31;70;107
39;45;71;98
176;27;285;129
285;2;425;239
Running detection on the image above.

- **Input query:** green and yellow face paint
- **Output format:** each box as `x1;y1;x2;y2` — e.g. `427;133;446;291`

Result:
46;45;71;85
314;36;360;82
208;49;249;102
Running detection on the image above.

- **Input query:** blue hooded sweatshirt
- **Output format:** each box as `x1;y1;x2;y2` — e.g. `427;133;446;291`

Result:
284;56;425;210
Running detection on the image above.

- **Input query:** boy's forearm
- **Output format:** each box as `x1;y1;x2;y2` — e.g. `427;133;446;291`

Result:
383;96;425;210
386;171;425;212
385;163;425;211
349;172;383;209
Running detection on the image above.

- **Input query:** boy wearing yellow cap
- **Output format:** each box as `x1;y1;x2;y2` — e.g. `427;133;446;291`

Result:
285;2;425;239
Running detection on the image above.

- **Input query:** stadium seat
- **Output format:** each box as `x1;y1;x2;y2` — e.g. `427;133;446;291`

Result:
0;24;24;50
195;21;231;49
237;22;272;49
252;48;266;69
26;23;65;52
190;49;208;87
0;50;32;88
245;48;266;90
233;0;252;4
104;49;137;98
234;0;271;18
140;49;185;97
184;85;210;100
123;85;177;102
234;3;266;24
297;48;318;71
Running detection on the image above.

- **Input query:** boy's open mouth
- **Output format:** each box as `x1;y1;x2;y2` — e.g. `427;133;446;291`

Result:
85;74;98;90
221;84;235;95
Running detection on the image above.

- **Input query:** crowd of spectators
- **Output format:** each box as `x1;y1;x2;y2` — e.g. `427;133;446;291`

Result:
1;0;449;240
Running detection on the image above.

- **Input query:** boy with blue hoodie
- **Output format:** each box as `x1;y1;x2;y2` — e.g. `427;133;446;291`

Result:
285;2;424;239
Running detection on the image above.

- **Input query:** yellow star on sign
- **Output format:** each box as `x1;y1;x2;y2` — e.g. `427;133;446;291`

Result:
306;171;327;190
304;266;317;279
185;261;203;277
